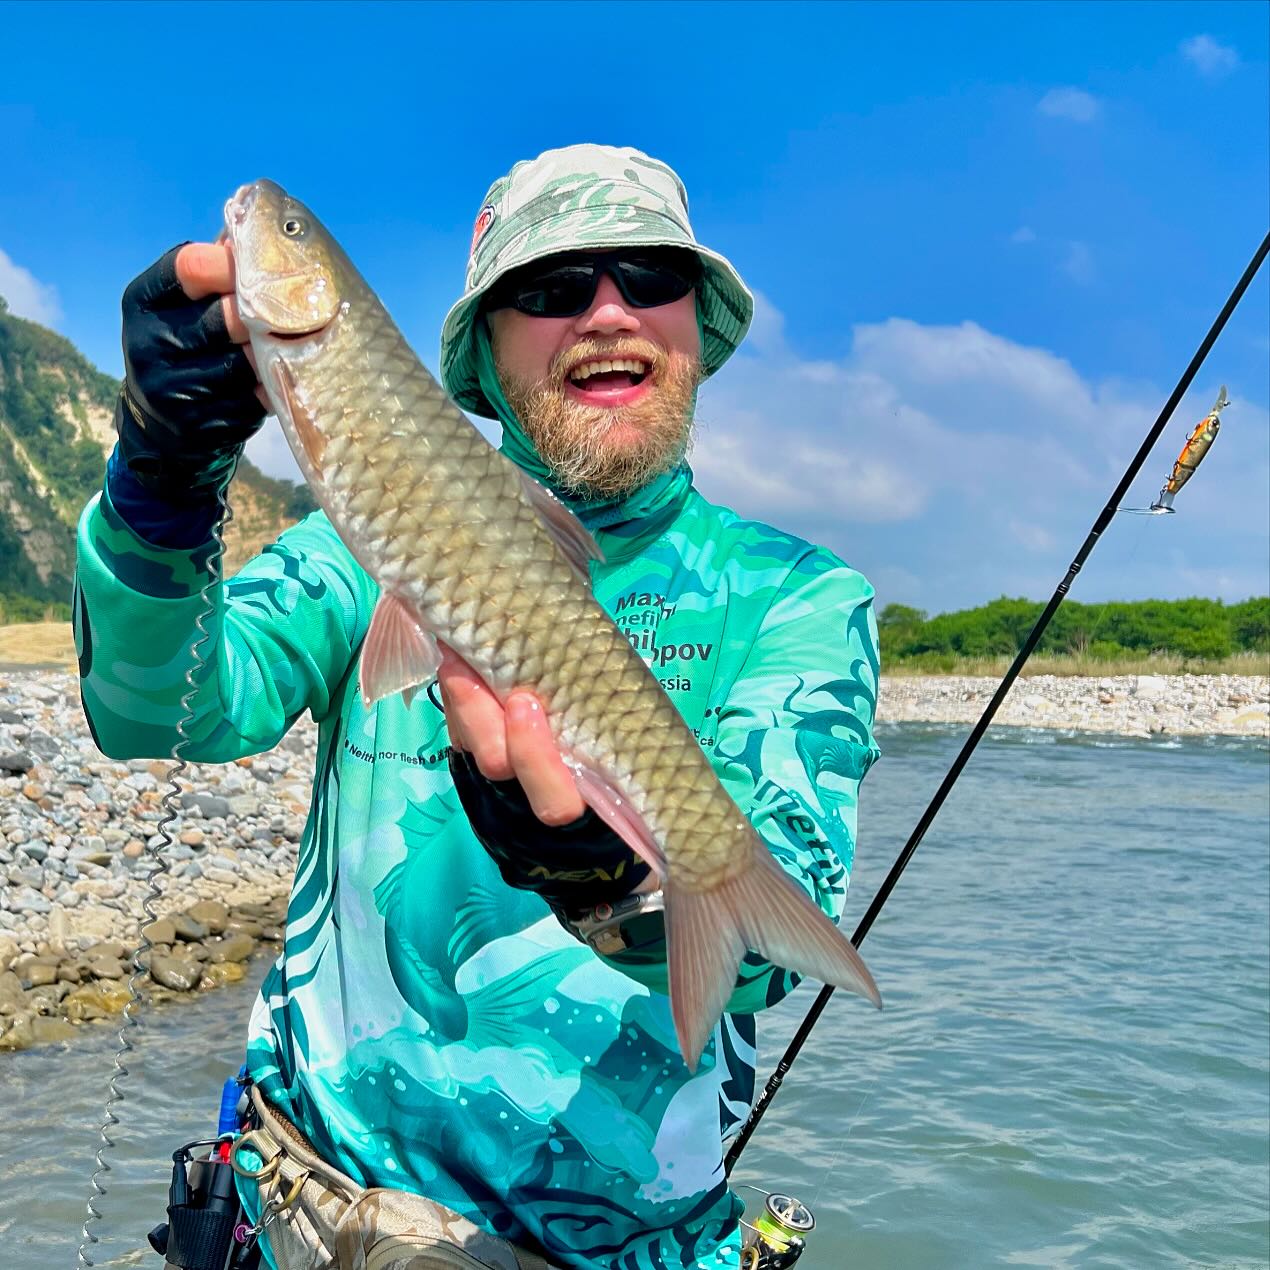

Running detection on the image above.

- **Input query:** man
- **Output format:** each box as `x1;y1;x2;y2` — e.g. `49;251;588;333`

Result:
75;144;881;1268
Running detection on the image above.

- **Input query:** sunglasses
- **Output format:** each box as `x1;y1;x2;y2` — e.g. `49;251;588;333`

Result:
485;248;701;318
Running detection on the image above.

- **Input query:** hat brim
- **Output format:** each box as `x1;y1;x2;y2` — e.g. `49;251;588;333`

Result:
440;208;753;418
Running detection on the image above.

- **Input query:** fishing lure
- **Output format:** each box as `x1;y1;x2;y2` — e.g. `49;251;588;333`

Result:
1123;386;1230;514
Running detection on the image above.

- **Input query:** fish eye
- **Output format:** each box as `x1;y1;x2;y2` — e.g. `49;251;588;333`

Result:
283;217;307;237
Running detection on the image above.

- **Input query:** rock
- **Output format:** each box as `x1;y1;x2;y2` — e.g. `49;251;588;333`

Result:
179;828;206;848
223;919;263;939
142;918;177;946
180;793;232;820
149;953;201;991
16;955;61;987
208;934;255;964
1133;675;1168;699
63;982;131;1021
0;752;34;775
0;935;20;972
0;1011;36;1050
171;914;209;942
8;888;50;915
87;957;128;981
202;961;246;987
185;900;229;935
30;1016;76;1044
0;970;26;1010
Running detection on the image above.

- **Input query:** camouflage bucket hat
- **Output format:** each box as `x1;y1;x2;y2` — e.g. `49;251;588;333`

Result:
440;143;754;419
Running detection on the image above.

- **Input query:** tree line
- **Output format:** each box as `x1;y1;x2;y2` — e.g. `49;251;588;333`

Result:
879;596;1270;663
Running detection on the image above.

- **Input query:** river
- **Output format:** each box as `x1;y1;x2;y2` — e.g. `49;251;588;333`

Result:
2;723;1267;1268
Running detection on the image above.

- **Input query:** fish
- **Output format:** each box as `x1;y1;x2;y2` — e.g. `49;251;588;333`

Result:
224;178;880;1070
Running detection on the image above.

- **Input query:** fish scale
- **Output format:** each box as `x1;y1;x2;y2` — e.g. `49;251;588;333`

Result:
228;177;880;1068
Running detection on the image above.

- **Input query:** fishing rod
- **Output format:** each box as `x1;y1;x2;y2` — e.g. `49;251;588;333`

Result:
727;226;1270;1178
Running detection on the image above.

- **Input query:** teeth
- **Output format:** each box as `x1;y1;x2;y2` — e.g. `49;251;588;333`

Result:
569;358;649;383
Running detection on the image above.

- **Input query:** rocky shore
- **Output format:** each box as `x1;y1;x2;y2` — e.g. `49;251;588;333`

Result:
1;668;1265;1053
1;671;310;1053
877;672;1270;737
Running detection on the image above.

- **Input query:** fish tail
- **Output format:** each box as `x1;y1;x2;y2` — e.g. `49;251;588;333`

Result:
665;846;881;1071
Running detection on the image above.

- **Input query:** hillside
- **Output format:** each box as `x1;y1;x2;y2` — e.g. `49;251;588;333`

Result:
0;297;313;610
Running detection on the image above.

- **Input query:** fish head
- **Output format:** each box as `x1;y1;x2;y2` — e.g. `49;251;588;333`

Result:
224;179;344;339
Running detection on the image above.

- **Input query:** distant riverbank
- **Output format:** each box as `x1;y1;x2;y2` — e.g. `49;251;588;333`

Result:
1;667;1265;1053
878;672;1269;737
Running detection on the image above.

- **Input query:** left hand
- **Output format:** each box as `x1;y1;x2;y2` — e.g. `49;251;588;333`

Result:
438;646;586;827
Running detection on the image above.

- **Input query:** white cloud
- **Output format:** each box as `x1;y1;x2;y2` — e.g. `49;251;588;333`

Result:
1180;34;1239;78
1010;226;1037;245
0;246;62;326
693;302;1269;611
1062;240;1097;286
1038;87;1100;123
1009;519;1057;552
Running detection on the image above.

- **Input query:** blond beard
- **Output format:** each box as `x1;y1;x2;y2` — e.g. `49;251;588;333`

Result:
497;340;701;499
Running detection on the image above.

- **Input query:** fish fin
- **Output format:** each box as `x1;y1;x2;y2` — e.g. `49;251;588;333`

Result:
361;592;441;707
665;847;881;1071
566;760;668;880
517;472;606;583
271;360;327;471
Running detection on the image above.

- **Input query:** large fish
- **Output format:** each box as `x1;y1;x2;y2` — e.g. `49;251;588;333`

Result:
225;178;880;1069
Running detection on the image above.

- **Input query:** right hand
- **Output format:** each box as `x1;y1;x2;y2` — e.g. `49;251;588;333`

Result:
116;242;269;493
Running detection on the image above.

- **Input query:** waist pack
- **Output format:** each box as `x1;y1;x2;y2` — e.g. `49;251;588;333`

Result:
230;1085;560;1270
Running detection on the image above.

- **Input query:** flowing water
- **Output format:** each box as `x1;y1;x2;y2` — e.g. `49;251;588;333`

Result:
1;724;1266;1268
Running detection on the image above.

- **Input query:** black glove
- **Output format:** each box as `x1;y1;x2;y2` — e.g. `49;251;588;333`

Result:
115;244;265;496
448;748;651;911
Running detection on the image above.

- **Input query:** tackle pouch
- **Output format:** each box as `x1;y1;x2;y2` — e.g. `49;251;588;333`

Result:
231;1086;559;1270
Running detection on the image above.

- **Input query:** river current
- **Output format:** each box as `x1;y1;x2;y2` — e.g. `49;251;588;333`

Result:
2;723;1267;1268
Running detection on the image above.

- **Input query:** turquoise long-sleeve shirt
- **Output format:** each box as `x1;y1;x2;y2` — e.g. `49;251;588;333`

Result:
73;465;880;1269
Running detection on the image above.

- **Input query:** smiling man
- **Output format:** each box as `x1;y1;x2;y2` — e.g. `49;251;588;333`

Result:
74;144;882;1269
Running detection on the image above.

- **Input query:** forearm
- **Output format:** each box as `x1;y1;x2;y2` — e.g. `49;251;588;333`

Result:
75;489;369;762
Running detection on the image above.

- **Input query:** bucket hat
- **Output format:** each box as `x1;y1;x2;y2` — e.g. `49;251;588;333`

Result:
440;143;753;418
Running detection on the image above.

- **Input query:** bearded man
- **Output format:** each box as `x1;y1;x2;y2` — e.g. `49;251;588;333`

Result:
75;144;881;1269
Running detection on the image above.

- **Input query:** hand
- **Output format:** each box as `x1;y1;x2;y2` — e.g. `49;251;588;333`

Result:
116;241;268;493
438;646;586;827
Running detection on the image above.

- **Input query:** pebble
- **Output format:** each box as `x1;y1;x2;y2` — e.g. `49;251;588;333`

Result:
0;670;309;1053
878;673;1269;738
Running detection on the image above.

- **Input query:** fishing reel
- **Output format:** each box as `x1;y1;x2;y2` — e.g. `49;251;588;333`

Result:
739;1188;816;1268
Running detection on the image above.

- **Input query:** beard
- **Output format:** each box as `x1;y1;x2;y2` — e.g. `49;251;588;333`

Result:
497;338;701;500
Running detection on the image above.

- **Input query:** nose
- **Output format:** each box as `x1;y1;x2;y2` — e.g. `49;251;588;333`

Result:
574;273;640;337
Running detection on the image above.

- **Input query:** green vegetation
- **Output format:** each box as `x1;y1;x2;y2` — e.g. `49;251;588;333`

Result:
238;457;318;520
0;300;314;618
0;592;70;624
880;596;1270;674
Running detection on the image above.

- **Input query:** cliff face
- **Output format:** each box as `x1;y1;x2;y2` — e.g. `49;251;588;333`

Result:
0;298;313;609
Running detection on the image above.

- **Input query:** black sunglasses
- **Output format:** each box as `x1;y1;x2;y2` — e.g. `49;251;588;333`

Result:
485;248;702;318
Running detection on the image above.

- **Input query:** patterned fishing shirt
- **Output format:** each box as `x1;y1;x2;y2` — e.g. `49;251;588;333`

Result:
73;462;880;1269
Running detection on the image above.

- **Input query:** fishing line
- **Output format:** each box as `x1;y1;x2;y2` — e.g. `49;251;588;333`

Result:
726;227;1270;1175
77;473;238;1268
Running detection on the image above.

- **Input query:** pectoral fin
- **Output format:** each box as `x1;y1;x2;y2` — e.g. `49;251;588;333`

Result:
361;592;441;707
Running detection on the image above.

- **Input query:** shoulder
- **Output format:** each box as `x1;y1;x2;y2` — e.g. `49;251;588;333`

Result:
682;488;874;604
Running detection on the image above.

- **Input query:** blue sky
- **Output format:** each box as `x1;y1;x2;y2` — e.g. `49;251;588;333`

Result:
2;0;1266;613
